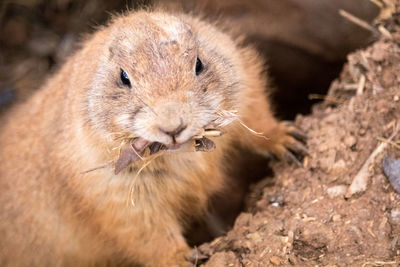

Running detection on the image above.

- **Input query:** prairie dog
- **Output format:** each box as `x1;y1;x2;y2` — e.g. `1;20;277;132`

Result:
0;10;305;267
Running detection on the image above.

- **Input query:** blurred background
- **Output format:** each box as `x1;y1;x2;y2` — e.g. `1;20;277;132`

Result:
0;0;379;118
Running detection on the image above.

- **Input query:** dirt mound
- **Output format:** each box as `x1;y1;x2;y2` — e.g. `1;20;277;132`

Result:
197;2;400;266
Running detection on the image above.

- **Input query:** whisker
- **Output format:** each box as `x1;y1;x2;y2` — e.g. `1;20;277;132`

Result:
80;161;113;174
237;120;269;140
216;109;269;140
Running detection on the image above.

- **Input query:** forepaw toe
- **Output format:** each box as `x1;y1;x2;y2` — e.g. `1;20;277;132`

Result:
268;122;309;166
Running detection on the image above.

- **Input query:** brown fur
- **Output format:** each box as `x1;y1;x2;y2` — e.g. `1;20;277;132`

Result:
0;10;302;267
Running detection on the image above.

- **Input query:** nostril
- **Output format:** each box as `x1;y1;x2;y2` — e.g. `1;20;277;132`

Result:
159;124;187;139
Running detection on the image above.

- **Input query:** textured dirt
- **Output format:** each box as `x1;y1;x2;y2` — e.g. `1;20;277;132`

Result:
197;2;400;266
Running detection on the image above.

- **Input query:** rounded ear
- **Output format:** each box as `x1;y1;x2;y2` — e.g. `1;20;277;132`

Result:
108;45;115;61
107;35;131;61
106;34;119;61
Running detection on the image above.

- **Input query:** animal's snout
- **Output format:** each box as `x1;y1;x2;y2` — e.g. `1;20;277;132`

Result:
158;123;187;142
153;102;191;144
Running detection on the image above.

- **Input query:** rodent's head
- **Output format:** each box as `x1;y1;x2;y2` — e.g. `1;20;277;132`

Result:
88;11;243;149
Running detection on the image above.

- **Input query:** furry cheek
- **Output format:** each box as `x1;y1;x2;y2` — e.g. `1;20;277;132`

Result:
112;113;133;130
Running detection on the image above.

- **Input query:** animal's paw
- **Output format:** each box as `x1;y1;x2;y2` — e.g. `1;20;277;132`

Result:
259;121;309;166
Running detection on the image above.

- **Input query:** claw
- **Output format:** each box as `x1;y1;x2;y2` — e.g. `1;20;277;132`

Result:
288;130;308;143
282;121;308;142
256;120;308;167
287;142;310;157
283;150;303;167
270;121;308;167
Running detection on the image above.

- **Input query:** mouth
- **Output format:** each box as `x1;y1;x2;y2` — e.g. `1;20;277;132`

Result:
114;129;221;175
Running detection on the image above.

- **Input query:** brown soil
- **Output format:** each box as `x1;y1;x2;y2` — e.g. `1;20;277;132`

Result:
1;1;400;266
197;2;400;266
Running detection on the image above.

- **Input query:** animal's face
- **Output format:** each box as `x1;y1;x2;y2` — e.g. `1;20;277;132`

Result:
88;12;241;149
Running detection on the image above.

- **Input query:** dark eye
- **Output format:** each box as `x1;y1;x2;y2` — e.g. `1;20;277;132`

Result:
195;57;204;76
120;69;131;88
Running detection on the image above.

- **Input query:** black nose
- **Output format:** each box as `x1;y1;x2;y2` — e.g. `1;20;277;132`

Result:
159;124;187;140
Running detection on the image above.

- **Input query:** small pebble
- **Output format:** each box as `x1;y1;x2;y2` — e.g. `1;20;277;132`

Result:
270;256;281;265
358;128;367;136
269;194;284;206
327;185;347;198
371;45;386;61
382;156;400;194
246;232;262;243
344;136;357;148
331;160;347;175
204;252;240;267
332;214;341;222
391;209;400;224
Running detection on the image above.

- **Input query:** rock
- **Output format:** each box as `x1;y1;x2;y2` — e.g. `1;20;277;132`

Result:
370;43;388;61
332;214;341;222
382;156;400;194
344;136;357;148
327;185;347;198
330;160;347;175
204;252;240;267
391;209;400;224
319;149;336;172
270;256;281;265
246;232;262;243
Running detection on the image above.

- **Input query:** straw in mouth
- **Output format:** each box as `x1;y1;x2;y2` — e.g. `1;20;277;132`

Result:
114;129;223;174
